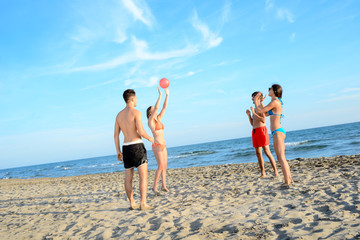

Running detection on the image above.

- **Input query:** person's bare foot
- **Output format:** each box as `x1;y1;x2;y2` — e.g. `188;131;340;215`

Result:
259;174;266;178
129;203;139;210
152;188;161;196
140;204;153;210
161;187;169;192
280;183;291;189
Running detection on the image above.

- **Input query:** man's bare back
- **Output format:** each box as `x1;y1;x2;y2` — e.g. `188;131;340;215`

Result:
114;91;153;161
116;107;143;143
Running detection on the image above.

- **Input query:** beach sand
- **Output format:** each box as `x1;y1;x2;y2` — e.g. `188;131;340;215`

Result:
1;155;359;239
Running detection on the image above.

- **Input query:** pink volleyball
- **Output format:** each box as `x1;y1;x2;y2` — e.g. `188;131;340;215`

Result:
159;78;170;88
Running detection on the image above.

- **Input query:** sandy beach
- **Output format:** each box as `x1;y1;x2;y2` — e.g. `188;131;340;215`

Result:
1;155;359;239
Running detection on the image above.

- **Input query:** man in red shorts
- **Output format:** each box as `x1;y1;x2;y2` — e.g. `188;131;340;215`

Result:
246;91;279;178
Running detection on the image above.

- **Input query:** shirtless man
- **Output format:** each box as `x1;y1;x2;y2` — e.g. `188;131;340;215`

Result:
246;91;279;178
114;89;154;210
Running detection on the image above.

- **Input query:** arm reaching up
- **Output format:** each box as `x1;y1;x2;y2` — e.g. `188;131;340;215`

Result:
158;88;169;121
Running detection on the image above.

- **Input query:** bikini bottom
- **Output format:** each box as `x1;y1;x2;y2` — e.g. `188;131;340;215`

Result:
272;127;286;137
152;143;166;151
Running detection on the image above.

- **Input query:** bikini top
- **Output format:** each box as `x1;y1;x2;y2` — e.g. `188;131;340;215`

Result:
154;119;165;131
268;98;284;118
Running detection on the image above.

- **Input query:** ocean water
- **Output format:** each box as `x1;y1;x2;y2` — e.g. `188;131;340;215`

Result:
1;122;359;179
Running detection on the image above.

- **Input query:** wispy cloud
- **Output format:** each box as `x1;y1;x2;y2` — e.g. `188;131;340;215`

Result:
214;59;241;66
222;1;231;23
265;0;274;11
59;3;227;84
290;33;296;42
342;88;360;93
173;70;203;79
69;0;154;46
276;8;295;23
122;0;155;28
264;1;295;24
114;28;128;44
322;88;360;102
215;61;227;66
321;94;360;102
132;37;198;60
81;79;122;90
192;11;223;49
68;7;126;47
68;36;198;73
216;89;226;94
70;26;96;43
125;75;159;88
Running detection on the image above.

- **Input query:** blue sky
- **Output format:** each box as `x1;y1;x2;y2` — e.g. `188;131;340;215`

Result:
1;0;359;169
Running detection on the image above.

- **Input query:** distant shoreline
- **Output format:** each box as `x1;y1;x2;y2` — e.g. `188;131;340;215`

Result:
2;121;359;171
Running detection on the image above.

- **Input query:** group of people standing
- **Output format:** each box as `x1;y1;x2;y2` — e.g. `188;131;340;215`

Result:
114;83;292;211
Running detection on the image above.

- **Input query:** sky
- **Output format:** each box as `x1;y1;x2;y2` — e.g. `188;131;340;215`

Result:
1;0;360;169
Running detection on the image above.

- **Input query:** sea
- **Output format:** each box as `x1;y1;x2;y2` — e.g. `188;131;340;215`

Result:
1;122;359;179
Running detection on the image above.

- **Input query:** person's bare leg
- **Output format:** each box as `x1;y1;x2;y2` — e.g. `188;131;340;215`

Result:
263;145;279;177
124;168;139;209
161;148;169;192
152;146;162;194
273;133;292;185
138;163;152;210
255;147;266;178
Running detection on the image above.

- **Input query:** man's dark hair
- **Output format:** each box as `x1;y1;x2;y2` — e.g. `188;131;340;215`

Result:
123;89;136;103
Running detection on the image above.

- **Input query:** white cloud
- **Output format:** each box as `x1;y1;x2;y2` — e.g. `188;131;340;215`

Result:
215;61;227;66
114;29;128;44
214;59;241;67
122;0;154;28
69;53;134;72
148;76;158;86
125;75;159;87
222;1;231;23
321;94;360;102
81;79;122;90
216;89;226;94
132;36;199;60
265;0;274;11
70;26;97;43
69;0;154;46
276;8;295;23
264;1;295;24
173;70;203;79
342;88;360;93
290;33;296;42
192;11;223;48
186;71;196;77
68;36;198;73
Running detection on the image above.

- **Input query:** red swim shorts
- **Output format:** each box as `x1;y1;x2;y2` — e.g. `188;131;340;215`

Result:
252;126;269;148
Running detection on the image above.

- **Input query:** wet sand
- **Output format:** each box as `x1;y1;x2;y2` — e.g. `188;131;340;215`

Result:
1;155;359;239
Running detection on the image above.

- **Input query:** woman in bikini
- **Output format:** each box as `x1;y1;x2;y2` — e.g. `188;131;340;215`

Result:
146;87;169;194
252;84;292;187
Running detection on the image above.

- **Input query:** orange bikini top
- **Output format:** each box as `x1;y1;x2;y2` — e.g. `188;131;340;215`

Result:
155;120;164;131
